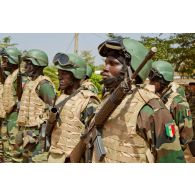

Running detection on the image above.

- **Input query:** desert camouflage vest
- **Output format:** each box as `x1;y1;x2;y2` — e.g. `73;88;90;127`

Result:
94;84;159;163
49;86;98;159
82;80;98;94
2;69;18;114
0;83;6;118
17;75;54;127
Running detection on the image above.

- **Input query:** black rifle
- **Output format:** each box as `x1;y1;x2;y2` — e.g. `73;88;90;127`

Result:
44;94;58;151
16;55;23;109
68;47;157;163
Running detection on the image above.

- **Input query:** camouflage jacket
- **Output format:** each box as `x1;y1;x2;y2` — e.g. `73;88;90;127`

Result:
137;100;185;163
161;83;193;146
188;92;195;121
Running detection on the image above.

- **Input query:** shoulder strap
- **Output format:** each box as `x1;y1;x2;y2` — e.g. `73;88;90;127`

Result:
55;87;84;124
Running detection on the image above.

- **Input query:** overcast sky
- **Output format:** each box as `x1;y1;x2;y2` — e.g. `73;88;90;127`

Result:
0;33;171;65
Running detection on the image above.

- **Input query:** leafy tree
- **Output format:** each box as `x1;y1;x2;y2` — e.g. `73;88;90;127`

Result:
106;33;124;39
43;66;59;94
169;33;195;77
80;50;96;72
80;50;95;65
140;35;173;61
0;36;18;48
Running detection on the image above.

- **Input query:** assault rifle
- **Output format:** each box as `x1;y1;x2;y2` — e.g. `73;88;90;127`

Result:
67;47;157;163
44;95;58;151
16;55;23;109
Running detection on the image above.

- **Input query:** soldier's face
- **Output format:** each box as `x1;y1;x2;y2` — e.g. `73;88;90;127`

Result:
149;80;162;93
58;69;74;90
101;56;123;79
1;56;9;69
101;56;123;88
24;61;34;77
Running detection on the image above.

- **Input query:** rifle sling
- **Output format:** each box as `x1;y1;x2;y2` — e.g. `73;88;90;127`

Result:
55;87;84;123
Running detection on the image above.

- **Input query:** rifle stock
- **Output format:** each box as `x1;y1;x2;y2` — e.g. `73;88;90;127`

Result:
68;47;157;163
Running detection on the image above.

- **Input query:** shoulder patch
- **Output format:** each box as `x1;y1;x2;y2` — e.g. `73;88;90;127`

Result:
165;123;176;138
186;108;191;117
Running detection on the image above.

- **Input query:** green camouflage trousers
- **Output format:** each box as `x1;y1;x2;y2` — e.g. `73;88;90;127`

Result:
21;126;48;163
1;112;23;163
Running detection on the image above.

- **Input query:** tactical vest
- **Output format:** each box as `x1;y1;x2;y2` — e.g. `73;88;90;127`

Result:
49;87;99;162
93;84;159;163
82;80;98;94
17;75;54;127
2;69;18;114
0;83;6;118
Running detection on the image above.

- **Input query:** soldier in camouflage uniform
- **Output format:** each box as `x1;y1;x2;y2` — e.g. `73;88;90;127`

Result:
88;38;185;163
185;82;195;162
0;48;29;162
0;58;6;162
148;60;193;162
48;52;100;163
0;82;4;162
82;64;98;94
17;49;56;163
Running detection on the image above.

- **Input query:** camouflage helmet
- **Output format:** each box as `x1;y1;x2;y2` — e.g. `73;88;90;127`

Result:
86;65;93;78
53;53;86;80
151;60;174;82
22;49;48;67
0;47;22;65
98;38;153;82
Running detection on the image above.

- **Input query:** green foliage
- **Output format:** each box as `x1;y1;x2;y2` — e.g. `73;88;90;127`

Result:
80;50;103;93
80;50;95;65
169;33;195;77
140;33;195;78
43;65;59;93
0;36;18;48
90;73;102;94
140;35;173;61
106;33;124;39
